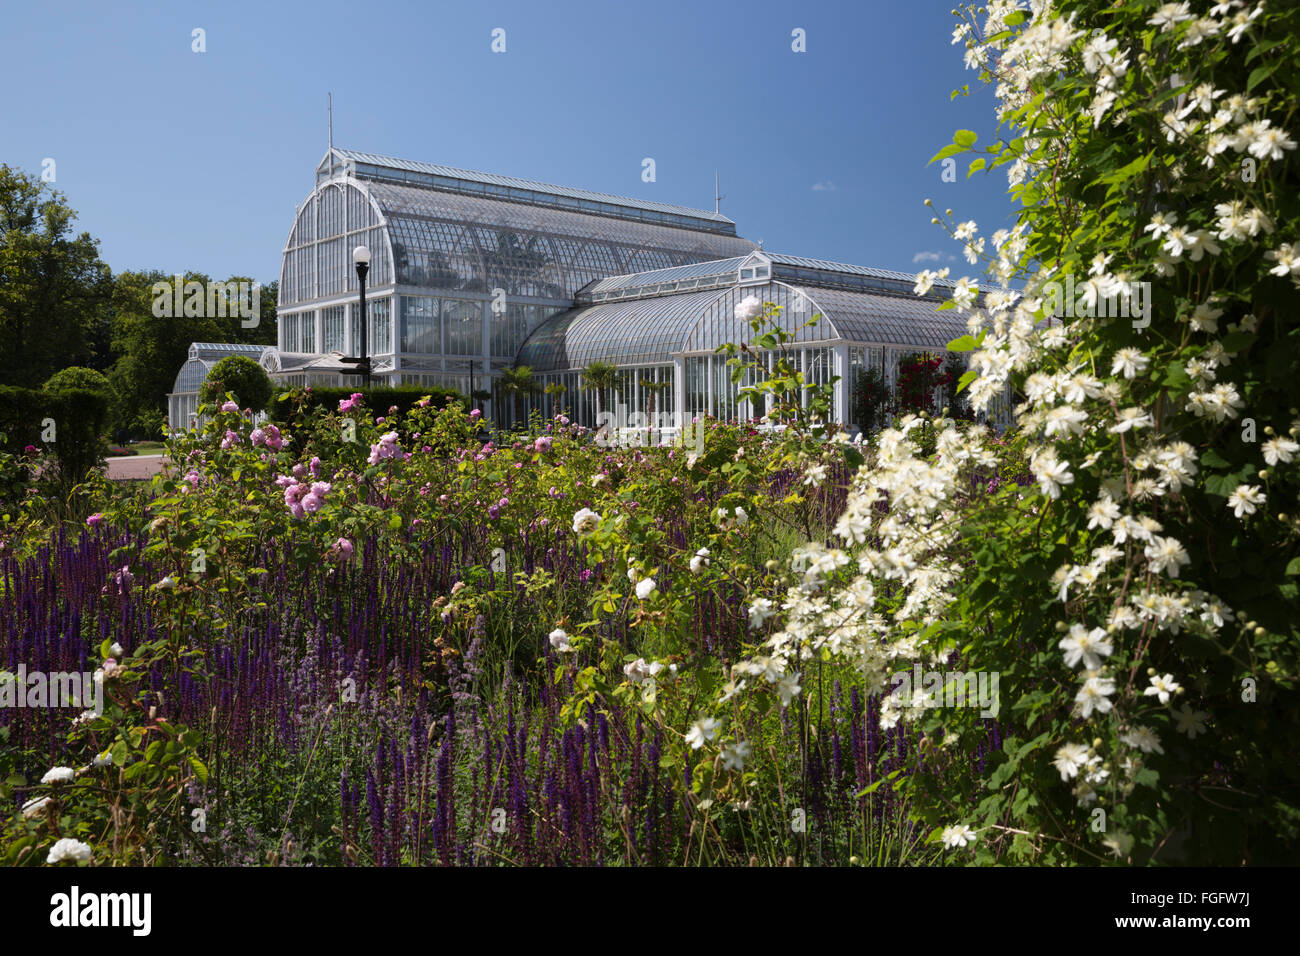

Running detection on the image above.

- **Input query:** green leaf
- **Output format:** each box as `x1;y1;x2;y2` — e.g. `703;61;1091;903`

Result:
929;143;967;165
953;129;978;148
1247;63;1277;93
1098;151;1152;186
1219;331;1256;353
956;369;978;394
947;334;980;352
1286;557;1300;577
967;157;986;177
187;754;209;783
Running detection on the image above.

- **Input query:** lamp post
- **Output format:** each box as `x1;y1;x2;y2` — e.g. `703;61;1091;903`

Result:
344;245;372;388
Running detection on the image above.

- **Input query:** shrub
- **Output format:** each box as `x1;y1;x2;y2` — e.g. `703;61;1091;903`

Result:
198;356;272;412
43;366;110;395
268;384;461;421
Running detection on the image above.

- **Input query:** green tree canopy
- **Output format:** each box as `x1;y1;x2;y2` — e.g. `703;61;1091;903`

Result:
0;165;112;387
198;355;272;412
44;365;110;395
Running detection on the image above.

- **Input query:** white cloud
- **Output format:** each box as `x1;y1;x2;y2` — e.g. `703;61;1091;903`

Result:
912;250;943;263
811;181;837;191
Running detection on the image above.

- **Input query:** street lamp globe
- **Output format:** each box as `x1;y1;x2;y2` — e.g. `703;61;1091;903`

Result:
352;245;371;267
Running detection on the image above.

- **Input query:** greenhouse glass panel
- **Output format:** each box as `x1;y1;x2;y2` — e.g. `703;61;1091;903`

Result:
369;298;392;354
442;299;483;355
300;311;316;353
400;296;437;353
322;306;345;353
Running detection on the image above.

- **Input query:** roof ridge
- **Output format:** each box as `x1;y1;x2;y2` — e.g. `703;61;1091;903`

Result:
328;148;734;227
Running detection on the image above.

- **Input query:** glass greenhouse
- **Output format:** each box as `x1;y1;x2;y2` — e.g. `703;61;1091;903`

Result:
170;148;1000;431
519;251;985;431
167;342;274;429
268;148;753;406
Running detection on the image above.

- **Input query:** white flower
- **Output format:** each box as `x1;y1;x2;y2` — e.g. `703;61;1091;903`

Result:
951;277;979;309
1262;437;1298;465
1110;407;1154;434
734;295;763;321
721;741;752;771
153;574;177;591
571;508;602;536
685;717;719;749
1143;211;1178;239
46;838;92;864
941;824;977;849
109;642;124;658
913;269;937;296
40;766;76;785
1059;624;1113;670
1144;673;1182;705
1075;676;1116;719
623;658;663;684
803;463;829;487
777;671;802;706
548;628;572;653
1082;34;1117;73
748;598;777;629
689;547;710;575
21;796;51;819
1110;348;1149;379
1173;703;1209;738
91;750;113;768
1102;831;1135;859
1053;743;1092;781
1144;536;1190;577
1226;484;1265;519
1087;495;1121;530
635;578;658;600
1031;451;1074;499
1147;2;1193;32
1244;121;1296;161
1120;726;1164;755
1266;243;1300;278
716;505;749;530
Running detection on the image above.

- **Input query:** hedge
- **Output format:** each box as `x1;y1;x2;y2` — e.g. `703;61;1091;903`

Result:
267;385;463;421
0;384;110;483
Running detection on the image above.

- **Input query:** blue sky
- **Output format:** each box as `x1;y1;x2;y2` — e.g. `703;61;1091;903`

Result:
1;0;1015;283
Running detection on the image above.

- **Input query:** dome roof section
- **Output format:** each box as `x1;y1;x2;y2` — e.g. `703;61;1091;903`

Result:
519;278;972;373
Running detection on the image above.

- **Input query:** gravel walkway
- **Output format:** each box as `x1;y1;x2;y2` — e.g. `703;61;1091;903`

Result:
104;454;167;480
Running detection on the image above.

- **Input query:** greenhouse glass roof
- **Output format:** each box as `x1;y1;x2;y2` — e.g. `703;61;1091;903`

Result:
519;278;971;373
320;148;738;234
367;181;755;300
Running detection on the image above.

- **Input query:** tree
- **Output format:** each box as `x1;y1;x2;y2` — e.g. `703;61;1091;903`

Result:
42;369;110;486
639;378;672;443
581;361;619;421
896;351;952;416
108;271;277;438
498;364;537;426
850;365;892;434
198;355;272;412
0;165;112;387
